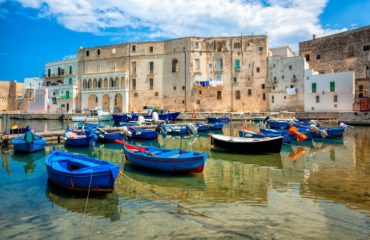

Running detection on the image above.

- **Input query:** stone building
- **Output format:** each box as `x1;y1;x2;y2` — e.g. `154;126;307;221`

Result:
299;26;370;111
78;35;269;113
45;55;79;113
0;80;24;112
267;46;305;112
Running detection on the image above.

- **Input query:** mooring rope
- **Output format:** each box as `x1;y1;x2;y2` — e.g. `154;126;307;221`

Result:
82;169;94;240
121;172;261;239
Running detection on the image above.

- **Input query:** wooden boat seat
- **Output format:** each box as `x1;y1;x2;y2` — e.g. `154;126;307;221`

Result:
156;150;180;158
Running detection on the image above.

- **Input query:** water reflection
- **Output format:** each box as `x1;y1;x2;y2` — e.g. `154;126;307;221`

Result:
1;148;10;174
45;182;122;222
12;150;46;174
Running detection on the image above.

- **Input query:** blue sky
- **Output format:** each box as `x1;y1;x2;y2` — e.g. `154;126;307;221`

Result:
0;0;369;82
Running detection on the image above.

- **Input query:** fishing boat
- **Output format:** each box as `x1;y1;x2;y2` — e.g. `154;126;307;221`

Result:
209;122;224;130
112;108;180;122
160;123;197;136
195;122;210;132
45;150;120;192
64;129;97;147
11;134;46;153
72;109;112;122
207;117;230;123
310;127;345;138
123;143;208;172
211;134;283;153
122;126;158;140
76;122;101;129
96;129;125;143
239;127;293;143
251;116;267;122
260;128;312;141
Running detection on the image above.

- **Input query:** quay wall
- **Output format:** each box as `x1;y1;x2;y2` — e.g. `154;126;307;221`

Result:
0;111;369;125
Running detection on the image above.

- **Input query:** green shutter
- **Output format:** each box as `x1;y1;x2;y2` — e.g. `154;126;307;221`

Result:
330;81;335;92
235;59;240;71
69;66;72;74
66;90;70;99
69;78;72;84
312;83;316;93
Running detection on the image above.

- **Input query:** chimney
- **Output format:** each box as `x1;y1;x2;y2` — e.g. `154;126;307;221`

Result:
313;34;316;40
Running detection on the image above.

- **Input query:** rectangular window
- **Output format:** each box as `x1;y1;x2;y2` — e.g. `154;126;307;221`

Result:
235;59;240;71
330;81;335;92
316;54;321;60
132;45;136;52
149;61;154;74
69;78;72;84
363;45;370;52
263;93;266;101
234;42;241;48
217;91;221;100
261;84;265;89
233;77;237;83
334;95;338;102
259;46;263;52
86;50;89;57
312;83;317;93
48;69;51;77
132;79;136;90
215;75;222;81
305;54;310;61
97;49;100;55
235;90;241;100
195;59;200;70
194;42;199;49
149;78;154;90
316;96;320;103
132;61;137;74
215;59;223;70
69;66;72;74
66;90;70;99
289;65;292;70
155;92;158;96
272;95;274;103
247;89;252;96
256;67;260;73
149;46;153;53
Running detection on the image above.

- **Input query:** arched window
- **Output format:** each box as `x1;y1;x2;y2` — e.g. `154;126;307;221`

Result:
83;79;87;89
98;79;102;88
88;79;92;88
172;59;179;72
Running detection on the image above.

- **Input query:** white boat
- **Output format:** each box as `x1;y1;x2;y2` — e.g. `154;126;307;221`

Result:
72;109;112;122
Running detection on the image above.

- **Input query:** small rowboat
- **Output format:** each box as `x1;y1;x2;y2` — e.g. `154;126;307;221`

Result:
195;122;210;132
96;129;125;143
11;134;46;153
211;134;283;153
123;143;208;172
238;126;293;143
207;117;230;123
209;123;224;130
122;126;158;140
45;150;120;192
64;129;97;147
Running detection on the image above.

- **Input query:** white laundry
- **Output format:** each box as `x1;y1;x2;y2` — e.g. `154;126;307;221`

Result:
286;87;297;96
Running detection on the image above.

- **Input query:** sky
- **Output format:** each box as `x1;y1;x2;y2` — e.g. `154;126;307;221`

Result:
0;0;369;82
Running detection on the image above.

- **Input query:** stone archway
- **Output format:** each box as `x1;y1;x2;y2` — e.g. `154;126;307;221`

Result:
114;93;122;113
88;94;98;110
102;94;110;112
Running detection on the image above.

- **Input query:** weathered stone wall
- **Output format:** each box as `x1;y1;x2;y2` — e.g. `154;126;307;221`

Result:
299;26;370;109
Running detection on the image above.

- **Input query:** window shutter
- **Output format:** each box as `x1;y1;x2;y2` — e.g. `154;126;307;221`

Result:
312;83;316;93
330;81;335;92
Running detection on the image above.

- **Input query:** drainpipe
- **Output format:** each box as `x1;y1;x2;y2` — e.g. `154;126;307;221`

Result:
128;44;131;113
184;46;187;112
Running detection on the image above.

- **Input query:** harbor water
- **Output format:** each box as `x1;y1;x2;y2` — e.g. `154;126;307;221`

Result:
0;120;369;239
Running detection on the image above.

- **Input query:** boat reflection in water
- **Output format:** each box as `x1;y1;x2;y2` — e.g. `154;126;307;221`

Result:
12;150;46;174
123;164;207;191
45;182;122;222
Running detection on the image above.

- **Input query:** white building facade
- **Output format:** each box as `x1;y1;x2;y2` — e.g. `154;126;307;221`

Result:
267;46;305;112
304;70;355;112
45;55;78;113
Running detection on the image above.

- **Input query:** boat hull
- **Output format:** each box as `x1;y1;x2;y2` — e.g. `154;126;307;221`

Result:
207;117;230;123
123;144;207;173
98;132;125;142
45;151;120;192
211;134;283;153
11;136;46;153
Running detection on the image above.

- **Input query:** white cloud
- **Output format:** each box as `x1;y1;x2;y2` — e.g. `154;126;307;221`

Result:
15;0;346;48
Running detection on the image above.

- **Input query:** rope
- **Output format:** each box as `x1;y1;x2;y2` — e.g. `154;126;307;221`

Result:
83;169;94;240
122;172;261;239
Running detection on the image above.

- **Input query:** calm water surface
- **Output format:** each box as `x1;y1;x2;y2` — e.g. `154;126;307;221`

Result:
0;121;369;239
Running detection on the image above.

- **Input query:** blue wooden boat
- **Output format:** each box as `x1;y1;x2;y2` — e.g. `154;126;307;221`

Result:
267;119;290;129
11;134;46;153
45;150;120;192
123;126;158;140
209;123;224;130
261;128;313;141
76;122;101;129
123;143;207;172
196;122;210;132
238;126;292;143
113;109;180;122
207;117;230;123
64;128;97;147
96;129;125;143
